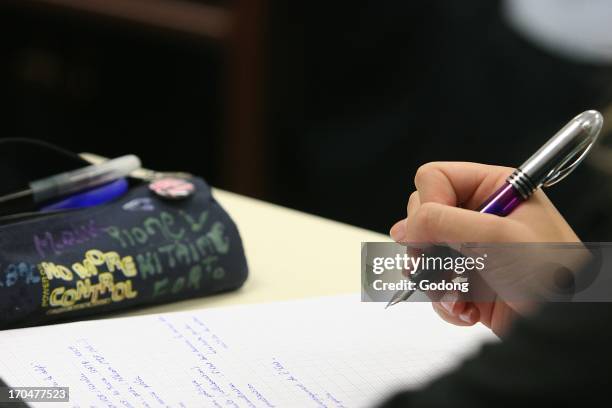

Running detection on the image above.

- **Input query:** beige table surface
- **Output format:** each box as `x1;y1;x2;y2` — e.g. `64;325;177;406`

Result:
121;189;390;317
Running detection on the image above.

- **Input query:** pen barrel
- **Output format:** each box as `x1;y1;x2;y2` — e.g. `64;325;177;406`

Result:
30;155;141;203
477;182;525;217
517;110;603;189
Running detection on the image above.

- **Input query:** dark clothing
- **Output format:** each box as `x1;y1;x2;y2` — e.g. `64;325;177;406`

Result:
379;303;612;407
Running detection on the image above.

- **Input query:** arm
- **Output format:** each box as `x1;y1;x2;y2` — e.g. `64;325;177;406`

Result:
381;161;609;406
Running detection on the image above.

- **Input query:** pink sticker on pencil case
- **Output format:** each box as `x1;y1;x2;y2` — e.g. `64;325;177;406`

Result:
149;177;195;200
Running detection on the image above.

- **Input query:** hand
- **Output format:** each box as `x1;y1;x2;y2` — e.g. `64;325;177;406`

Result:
389;162;580;336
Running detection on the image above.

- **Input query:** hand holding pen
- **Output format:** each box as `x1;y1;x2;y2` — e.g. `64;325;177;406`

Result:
388;111;603;337
389;162;580;335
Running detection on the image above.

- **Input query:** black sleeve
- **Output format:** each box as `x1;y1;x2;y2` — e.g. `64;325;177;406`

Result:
378;303;612;407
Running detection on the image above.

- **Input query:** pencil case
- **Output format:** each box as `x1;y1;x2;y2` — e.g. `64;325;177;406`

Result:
0;139;249;329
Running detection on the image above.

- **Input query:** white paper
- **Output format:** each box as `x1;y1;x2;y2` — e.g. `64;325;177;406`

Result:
0;295;496;408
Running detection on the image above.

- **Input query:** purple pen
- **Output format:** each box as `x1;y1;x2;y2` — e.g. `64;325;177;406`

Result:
386;110;604;307
477;110;603;216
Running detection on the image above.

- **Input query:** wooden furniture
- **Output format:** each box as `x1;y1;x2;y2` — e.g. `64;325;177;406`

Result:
2;0;269;198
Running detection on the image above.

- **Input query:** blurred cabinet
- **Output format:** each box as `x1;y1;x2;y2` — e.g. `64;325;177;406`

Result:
0;0;267;197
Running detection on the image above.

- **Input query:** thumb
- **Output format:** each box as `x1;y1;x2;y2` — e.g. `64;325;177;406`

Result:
405;202;517;243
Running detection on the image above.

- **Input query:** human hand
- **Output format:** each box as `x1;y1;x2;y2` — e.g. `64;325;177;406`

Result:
389;162;580;336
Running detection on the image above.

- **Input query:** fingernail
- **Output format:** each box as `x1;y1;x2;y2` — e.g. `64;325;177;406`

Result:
390;219;407;241
459;310;474;323
440;293;457;314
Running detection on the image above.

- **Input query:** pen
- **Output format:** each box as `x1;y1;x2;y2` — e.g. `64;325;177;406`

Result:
0;155;140;215
386;110;604;308
40;178;129;211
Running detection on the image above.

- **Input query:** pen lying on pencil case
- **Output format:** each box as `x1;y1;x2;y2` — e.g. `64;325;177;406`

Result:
0;155;140;214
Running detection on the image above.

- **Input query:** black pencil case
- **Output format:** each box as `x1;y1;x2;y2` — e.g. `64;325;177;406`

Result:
0;139;248;329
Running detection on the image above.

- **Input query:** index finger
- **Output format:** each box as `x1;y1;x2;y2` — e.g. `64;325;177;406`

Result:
414;162;514;209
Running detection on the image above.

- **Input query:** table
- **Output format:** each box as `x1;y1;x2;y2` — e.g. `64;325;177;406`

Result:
121;189;389;316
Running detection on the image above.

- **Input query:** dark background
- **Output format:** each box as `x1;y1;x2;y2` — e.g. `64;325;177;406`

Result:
2;0;612;239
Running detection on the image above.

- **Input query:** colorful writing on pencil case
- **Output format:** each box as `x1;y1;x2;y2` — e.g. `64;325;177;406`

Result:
37;210;231;313
0;177;248;328
39;249;138;309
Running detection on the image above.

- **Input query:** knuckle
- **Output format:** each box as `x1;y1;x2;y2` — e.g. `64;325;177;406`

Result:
414;162;437;188
414;202;441;237
407;191;419;213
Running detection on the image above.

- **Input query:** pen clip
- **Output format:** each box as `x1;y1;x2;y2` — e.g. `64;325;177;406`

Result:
517;110;603;192
542;122;600;188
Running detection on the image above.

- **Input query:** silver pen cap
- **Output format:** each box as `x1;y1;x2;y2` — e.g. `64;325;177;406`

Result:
508;110;604;199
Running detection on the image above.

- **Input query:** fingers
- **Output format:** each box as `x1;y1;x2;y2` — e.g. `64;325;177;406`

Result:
479;302;519;337
390;220;406;242
435;291;479;327
390;191;421;242
403;201;516;243
414;162;513;209
511;190;580;242
433;301;480;326
438;291;467;315
389;162;537;332
407;191;421;216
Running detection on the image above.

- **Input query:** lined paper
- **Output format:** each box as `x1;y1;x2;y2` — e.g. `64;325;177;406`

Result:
0;295;496;407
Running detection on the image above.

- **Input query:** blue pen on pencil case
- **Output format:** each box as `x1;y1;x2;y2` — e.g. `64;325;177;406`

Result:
0;155;139;206
40;178;129;211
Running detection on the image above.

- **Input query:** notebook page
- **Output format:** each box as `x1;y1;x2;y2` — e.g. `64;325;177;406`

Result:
0;295;496;408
